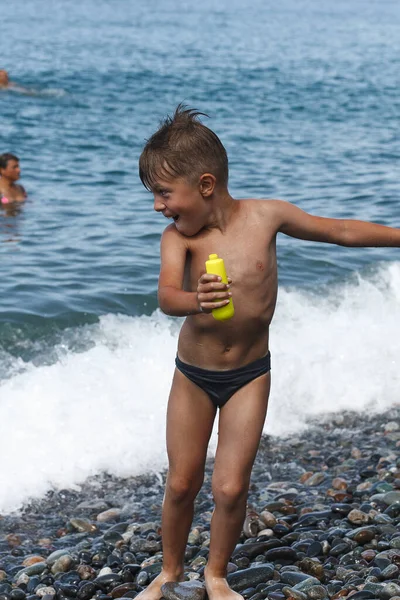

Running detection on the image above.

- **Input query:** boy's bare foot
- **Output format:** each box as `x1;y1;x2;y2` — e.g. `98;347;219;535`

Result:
136;570;185;600
204;570;244;600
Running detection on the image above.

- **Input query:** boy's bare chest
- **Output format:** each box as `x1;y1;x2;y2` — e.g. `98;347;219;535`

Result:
187;225;276;285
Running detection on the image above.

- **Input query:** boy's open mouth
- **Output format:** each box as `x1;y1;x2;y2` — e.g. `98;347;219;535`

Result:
173;215;180;222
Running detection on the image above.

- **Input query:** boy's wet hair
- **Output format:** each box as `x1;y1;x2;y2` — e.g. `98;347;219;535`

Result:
0;153;19;170
139;104;228;191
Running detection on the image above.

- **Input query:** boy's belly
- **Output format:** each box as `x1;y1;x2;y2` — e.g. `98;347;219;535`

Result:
177;309;273;370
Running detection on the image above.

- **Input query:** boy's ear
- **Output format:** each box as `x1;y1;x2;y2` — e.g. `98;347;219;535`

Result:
199;173;216;197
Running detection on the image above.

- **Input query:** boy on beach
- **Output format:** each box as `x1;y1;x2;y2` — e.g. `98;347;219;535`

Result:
0;153;27;205
138;105;400;600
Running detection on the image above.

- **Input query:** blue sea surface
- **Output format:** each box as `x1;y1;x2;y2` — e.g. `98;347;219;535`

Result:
0;0;400;512
1;0;399;325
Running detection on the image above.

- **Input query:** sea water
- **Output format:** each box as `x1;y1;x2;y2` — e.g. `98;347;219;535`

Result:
0;0;399;513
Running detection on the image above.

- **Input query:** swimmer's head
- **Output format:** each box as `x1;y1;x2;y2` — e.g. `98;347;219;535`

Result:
0;153;21;180
0;70;9;86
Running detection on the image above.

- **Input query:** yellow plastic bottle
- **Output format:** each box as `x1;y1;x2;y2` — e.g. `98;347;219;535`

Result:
205;254;234;321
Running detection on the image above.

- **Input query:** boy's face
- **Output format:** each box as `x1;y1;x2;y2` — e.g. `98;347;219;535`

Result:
152;176;210;237
0;159;21;181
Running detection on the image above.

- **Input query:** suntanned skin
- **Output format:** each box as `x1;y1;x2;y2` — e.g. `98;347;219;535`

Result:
138;173;400;600
0;159;27;203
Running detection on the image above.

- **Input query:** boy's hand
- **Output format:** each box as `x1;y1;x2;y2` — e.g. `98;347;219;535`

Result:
197;273;232;314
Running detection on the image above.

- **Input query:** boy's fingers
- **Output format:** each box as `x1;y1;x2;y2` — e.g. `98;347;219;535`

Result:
199;275;221;286
202;293;231;301
200;299;231;311
198;280;230;291
197;273;232;312
198;291;232;303
198;286;231;297
198;285;229;295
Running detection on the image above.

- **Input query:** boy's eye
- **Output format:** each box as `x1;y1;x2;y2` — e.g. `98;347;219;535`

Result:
159;189;170;197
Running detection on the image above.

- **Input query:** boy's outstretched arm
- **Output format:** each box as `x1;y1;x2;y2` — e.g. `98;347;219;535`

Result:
271;200;400;247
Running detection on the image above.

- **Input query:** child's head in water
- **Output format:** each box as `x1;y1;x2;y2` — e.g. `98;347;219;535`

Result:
139;105;230;236
0;70;10;87
0;153;21;181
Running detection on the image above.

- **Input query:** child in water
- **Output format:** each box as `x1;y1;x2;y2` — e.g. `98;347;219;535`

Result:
0;153;27;205
138;105;400;600
0;70;10;88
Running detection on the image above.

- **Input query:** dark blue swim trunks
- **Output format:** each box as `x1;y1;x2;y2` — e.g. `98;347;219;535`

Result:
175;352;271;409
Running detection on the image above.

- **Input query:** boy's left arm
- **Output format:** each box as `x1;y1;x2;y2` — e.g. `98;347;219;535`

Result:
269;200;400;247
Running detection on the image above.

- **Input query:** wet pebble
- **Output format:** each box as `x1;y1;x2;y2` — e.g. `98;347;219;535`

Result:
227;565;275;591
161;581;206;600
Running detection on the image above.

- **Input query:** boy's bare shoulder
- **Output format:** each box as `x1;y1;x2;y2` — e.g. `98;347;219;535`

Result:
161;223;189;247
241;198;291;211
241;198;293;227
162;222;181;239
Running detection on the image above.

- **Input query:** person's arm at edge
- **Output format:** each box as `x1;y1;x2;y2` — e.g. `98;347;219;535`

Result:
18;184;27;199
158;224;201;316
268;199;400;247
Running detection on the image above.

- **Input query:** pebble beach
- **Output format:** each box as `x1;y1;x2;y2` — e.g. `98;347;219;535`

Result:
1;1;400;600
1;407;399;600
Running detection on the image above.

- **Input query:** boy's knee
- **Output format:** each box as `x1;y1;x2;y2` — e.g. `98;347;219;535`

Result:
167;473;203;503
212;479;248;510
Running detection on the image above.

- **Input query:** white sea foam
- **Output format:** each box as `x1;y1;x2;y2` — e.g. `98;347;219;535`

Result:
1;263;400;513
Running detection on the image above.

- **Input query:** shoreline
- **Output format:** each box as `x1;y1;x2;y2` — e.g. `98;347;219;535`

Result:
0;406;399;599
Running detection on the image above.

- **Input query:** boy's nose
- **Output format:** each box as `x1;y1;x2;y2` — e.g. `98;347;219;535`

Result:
154;197;165;212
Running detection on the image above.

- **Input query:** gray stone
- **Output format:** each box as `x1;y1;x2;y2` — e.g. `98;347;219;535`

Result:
136;572;149;586
14;562;47;579
304;473;325;487
51;555;75;574
161;581;206;600
36;588;56;598
381;564;399;580
69;518;97;533
281;572;313;586
97;508;122;522
46;549;71;567
382;492;400;506
282;587;307;600
390;537;400;549
265;547;297;562
307;585;329;600
347;509;369;525
129;537;161;553
292;577;321;593
232;541;281;560
363;584;385;596
382;584;400;599
227;565;275;592
75;500;110;512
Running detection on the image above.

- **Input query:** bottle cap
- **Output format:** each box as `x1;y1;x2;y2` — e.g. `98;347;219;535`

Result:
209;254;218;260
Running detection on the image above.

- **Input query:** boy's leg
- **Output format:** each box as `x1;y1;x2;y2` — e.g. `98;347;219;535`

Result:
138;368;217;600
205;372;271;600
